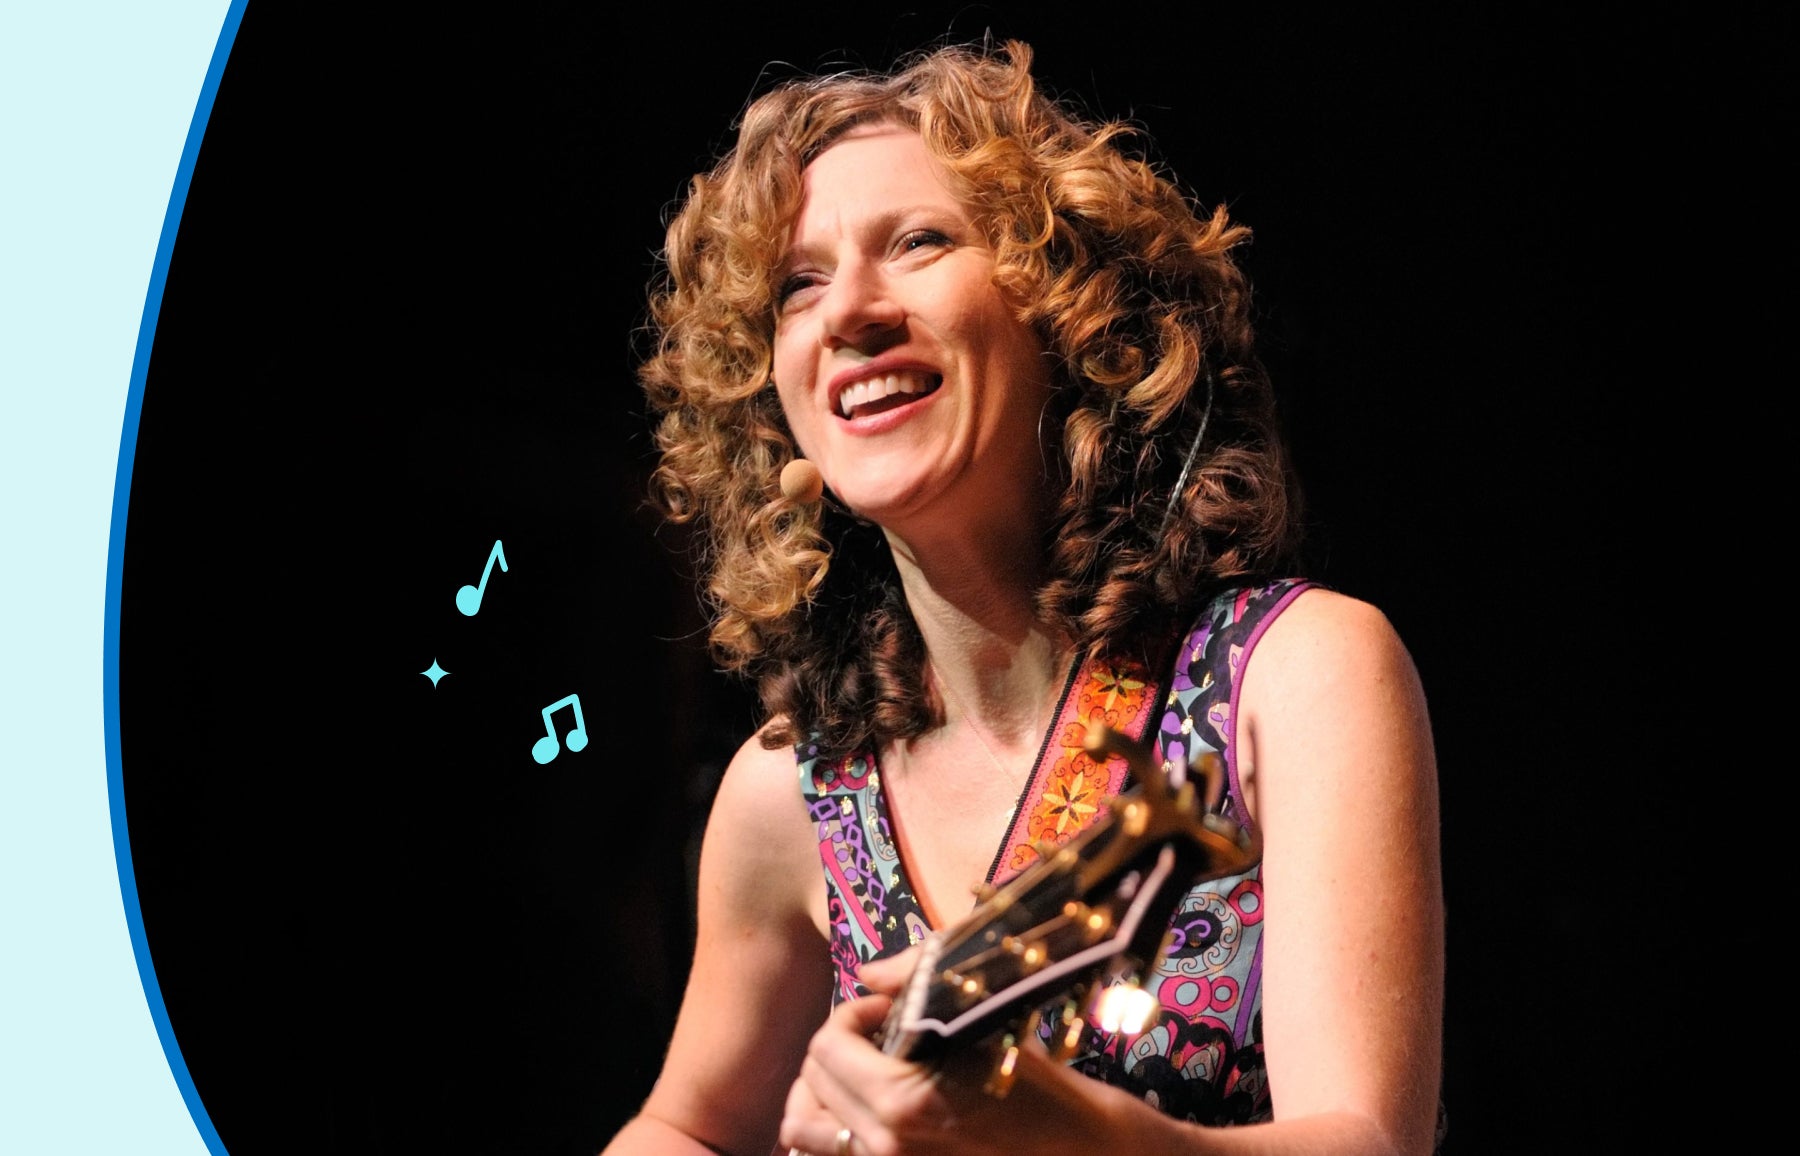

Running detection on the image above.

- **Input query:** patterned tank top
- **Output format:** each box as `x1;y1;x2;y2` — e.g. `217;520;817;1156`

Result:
797;579;1312;1125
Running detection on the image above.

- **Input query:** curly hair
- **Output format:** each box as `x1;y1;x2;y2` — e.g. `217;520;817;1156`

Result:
639;39;1303;758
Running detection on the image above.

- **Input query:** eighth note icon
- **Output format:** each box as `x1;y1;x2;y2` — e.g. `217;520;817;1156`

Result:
532;693;588;765
456;539;507;616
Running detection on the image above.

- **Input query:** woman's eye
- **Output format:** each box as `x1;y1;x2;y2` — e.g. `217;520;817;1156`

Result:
897;229;951;253
776;273;820;304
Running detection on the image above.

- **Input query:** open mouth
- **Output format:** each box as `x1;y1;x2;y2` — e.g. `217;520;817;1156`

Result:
838;371;941;420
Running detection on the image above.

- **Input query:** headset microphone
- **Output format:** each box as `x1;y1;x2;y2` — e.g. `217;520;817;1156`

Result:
779;458;825;504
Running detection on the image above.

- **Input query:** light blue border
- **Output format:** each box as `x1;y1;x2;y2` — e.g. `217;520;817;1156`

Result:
0;3;238;1153
103;3;250;1153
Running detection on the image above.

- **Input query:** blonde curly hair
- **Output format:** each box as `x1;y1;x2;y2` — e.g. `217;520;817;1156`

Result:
640;39;1302;757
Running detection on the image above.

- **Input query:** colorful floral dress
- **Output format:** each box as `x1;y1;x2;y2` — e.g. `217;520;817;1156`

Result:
797;579;1313;1125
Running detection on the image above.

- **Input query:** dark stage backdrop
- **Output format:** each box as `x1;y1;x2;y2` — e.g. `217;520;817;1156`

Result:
120;5;1703;1154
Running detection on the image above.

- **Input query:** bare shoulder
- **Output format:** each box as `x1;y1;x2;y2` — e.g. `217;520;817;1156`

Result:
1247;587;1428;717
711;723;812;830
1237;587;1437;817
1259;585;1417;673
701;723;824;931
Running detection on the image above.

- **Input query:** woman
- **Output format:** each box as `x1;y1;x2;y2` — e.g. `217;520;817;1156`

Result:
605;39;1444;1156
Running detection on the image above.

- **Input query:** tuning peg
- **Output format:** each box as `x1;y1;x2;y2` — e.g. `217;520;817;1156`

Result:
985;1033;1022;1099
1190;750;1226;812
1000;935;1048;970
939;968;987;1003
1048;999;1085;1061
1083;723;1159;781
1061;900;1111;941
1201;811;1241;839
970;881;997;903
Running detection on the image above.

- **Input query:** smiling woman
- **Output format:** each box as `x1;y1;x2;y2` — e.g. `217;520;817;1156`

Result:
771;125;1054;544
607;39;1446;1156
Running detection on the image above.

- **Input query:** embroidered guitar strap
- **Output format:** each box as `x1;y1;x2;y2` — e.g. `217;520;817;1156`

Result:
987;644;1167;885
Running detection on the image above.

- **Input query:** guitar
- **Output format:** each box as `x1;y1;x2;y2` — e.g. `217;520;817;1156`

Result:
869;722;1263;1095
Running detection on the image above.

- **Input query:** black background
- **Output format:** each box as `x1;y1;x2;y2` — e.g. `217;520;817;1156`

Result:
120;4;1760;1154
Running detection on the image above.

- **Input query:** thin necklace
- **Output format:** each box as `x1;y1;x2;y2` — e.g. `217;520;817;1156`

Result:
929;661;1063;822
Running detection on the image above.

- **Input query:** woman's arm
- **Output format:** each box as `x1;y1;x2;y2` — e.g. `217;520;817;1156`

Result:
605;729;835;1156
778;589;1445;1155
1222;587;1445;1153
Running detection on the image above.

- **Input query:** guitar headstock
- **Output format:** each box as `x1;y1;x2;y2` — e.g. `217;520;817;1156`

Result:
876;723;1261;1094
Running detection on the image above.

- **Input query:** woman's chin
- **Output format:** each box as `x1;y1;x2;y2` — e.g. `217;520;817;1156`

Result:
835;475;943;530
850;483;1021;553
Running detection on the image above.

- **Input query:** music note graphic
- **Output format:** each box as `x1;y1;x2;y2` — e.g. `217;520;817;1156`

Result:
532;694;588;765
455;539;508;616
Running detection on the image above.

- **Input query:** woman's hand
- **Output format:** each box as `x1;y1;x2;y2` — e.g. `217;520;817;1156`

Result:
779;991;951;1155
778;951;953;1154
777;952;1141;1156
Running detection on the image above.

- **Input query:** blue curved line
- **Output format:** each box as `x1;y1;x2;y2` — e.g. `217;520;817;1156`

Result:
104;3;250;1153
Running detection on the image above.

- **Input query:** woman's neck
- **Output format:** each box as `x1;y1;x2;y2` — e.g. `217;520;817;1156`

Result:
884;525;1071;750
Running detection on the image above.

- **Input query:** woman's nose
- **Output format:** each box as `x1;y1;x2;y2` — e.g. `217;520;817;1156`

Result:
819;261;904;349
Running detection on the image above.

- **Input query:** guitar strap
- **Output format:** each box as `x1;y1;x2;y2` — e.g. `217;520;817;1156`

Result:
985;637;1170;886
988;577;1317;885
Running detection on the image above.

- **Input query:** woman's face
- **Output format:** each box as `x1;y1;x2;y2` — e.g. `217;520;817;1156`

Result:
771;124;1051;540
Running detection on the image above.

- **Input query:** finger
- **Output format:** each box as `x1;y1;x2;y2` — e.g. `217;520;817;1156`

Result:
835;991;894;1037
776;1071;838;1156
800;998;954;1150
857;946;921;997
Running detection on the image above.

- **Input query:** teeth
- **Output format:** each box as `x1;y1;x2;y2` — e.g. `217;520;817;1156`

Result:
838;372;935;418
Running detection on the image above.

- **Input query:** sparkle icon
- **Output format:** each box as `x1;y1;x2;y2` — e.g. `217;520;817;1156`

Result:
421;659;448;687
